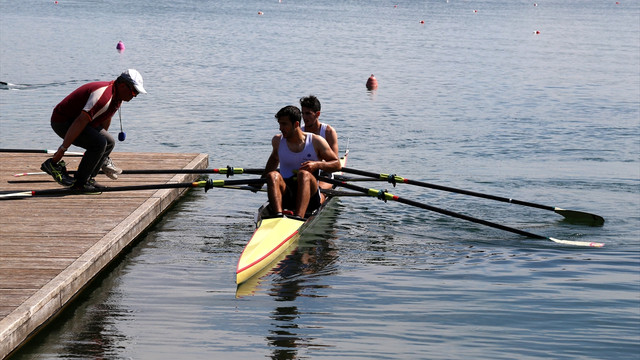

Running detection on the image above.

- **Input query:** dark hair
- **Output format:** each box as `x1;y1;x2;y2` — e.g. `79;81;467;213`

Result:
275;105;301;125
299;95;321;112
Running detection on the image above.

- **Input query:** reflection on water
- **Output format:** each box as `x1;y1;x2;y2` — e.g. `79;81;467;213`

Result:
258;203;341;359
11;247;136;360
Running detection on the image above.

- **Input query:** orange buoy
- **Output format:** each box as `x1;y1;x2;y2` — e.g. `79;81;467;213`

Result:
366;74;378;90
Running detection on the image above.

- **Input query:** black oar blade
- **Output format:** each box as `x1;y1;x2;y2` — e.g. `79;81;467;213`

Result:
555;208;605;227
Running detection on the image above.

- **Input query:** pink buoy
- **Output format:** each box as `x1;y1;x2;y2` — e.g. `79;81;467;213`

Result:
116;41;125;53
366;74;378;90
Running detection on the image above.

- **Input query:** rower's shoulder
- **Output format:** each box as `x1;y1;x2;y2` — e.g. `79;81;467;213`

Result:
309;132;329;144
323;123;338;134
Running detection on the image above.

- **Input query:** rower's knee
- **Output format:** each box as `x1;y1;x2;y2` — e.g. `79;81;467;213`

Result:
296;170;314;182
297;170;318;191
266;171;281;183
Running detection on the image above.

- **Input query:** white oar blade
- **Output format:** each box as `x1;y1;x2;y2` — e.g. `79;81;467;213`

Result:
548;237;604;248
13;172;46;177
0;191;33;199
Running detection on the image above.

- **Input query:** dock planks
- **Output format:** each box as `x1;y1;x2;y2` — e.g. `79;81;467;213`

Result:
0;151;208;358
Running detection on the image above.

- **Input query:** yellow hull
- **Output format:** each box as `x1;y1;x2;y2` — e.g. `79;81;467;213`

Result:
236;216;304;284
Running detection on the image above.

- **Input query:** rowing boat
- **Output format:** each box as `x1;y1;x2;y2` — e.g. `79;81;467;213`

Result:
236;151;348;285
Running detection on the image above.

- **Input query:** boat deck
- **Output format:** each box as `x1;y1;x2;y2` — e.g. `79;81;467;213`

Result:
0;151;208;358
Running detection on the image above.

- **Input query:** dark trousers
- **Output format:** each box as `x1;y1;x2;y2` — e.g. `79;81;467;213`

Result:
51;121;115;185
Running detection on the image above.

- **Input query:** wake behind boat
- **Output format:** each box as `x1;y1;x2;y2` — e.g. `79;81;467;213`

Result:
235;150;348;285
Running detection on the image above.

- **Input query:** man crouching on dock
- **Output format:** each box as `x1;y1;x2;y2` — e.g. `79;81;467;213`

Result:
263;105;341;219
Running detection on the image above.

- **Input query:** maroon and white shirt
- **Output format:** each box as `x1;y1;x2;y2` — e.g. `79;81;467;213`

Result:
51;81;121;128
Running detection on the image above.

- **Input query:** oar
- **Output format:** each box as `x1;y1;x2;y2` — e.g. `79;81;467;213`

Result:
0;148;84;156
340;167;604;226
320;177;604;248
0;178;266;199
217;184;368;197
13;166;265;178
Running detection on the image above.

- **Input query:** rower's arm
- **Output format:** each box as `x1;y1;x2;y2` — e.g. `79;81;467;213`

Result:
325;125;339;158
314;135;341;173
263;135;281;175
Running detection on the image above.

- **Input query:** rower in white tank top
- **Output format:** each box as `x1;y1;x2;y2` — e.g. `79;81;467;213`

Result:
301;123;327;139
278;133;318;179
302;123;335;180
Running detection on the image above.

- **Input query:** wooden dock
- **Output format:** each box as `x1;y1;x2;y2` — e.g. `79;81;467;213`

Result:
0;151;208;358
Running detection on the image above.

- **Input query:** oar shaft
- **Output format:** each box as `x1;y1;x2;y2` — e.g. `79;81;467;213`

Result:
13;168;265;177
329;178;544;239
0;179;266;199
342;167;553;211
117;168;265;175
0;148;57;154
28;182;204;196
322;177;603;247
340;167;604;226
0;148;84;156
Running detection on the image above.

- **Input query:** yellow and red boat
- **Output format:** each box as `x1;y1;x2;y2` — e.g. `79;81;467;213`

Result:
236;151;348;285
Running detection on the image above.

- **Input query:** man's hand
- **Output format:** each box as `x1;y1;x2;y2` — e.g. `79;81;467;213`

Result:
299;161;320;173
52;147;65;163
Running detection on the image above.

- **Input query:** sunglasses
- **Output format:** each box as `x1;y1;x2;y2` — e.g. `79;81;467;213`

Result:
126;82;139;96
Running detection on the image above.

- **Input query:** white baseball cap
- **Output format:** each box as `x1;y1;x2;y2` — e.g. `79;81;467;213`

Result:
118;69;147;94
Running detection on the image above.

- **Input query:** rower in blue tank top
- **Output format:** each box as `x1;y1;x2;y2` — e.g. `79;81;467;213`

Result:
263;105;342;219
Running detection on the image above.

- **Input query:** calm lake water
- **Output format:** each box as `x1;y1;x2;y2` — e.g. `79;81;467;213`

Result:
1;0;639;359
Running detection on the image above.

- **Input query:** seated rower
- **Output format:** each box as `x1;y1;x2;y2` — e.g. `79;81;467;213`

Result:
299;95;339;191
264;105;341;219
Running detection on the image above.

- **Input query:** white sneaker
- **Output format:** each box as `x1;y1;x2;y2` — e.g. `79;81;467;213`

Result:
101;157;122;180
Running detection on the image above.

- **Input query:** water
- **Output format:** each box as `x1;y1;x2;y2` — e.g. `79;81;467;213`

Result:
1;0;639;359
